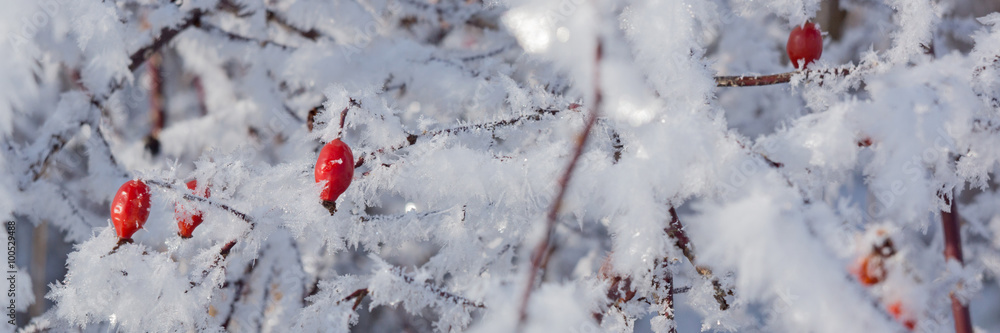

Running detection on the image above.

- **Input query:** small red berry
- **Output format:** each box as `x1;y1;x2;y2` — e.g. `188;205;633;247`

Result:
787;22;823;69
111;179;152;240
315;139;355;203
176;180;209;238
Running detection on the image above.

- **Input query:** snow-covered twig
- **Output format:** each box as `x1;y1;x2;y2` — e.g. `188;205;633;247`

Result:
666;207;732;311
714;63;865;87
941;191;973;333
220;259;260;331
653;260;677;333
143;179;253;288
128;9;203;73
353;106;568;168
199;24;297;51
517;40;604;328
145;179;255;226
715;72;796;87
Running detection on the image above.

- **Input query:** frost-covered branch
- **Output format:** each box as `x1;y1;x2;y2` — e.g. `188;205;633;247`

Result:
714;63;866;87
715;72;796;87
199;24;297;51
941;191;973;333
145;179;255;225
518;40;604;327
666;207;732;311
128;9;203;73
21;7;204;189
354;106;569;168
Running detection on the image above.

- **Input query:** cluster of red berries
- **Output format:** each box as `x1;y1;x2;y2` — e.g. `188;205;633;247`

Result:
109;179;214;241
110;139;355;241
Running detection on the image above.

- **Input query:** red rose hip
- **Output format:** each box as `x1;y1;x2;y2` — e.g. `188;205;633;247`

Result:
787;22;823;69
315;139;355;204
176;180;209;238
111;179;152;240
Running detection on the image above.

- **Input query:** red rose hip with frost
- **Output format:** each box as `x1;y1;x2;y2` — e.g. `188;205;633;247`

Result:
111;179;151;240
787;22;823;69
176;180;209;238
315;139;355;205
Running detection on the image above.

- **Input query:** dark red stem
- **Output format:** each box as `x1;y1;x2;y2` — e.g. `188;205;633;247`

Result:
148;53;165;136
663;270;676;333
715;73;794;87
714;66;857;87
941;191;972;333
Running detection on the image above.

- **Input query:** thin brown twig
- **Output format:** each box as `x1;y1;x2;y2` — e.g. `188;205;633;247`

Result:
517;40;603;329
129;10;203;73
654;260;677;333
665;207;732;311
664;273;676;333
715;72;795;87
665;207;695;264
398;274;484;308
221;259;257;330
353;107;564;169
217;0;324;41
200;23;296;51
148;53;165;137
332;273;483;312
265;10;323;41
714;65;860;87
307;106;322;132
339;105;349;138
145;53;164;156
343;289;369;310
145;179;255;225
941;191;973;333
